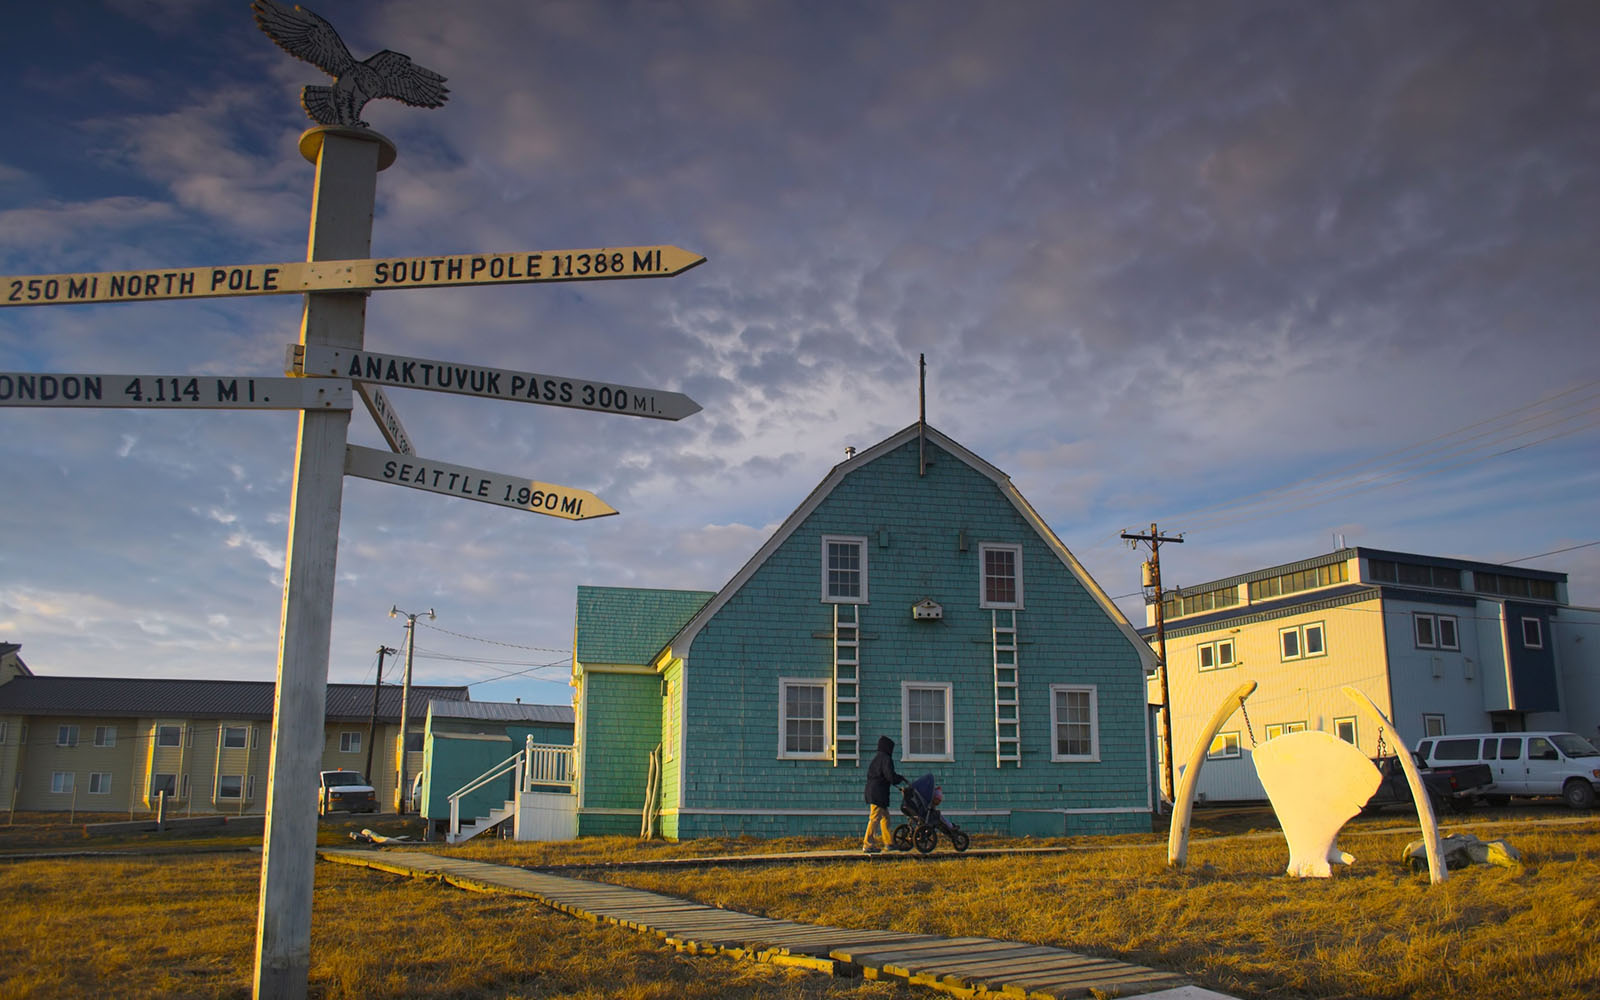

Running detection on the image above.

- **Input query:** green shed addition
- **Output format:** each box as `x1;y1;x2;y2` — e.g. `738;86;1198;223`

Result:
573;424;1157;840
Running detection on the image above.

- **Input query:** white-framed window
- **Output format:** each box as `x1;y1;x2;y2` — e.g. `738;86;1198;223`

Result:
978;543;1023;609
1422;714;1446;738
247;775;256;799
901;682;953;762
1264;721;1307;741
0;721;7;745
88;772;113;795
1414;614;1460;651
217;775;243;799
1206;731;1241;760
339;731;362;754
151;773;177;798
93;725;116;748
56;725;79;748
223;726;248;750
1334;716;1358;745
1197;638;1237;672
51;771;76;794
1049;684;1099;762
1437;616;1458;650
156;725;181;748
1521;617;1543;649
821;535;868;603
1279;622;1326;661
181;773;190;799
777;678;831;759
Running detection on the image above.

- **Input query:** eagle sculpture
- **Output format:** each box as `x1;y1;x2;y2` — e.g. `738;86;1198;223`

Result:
252;0;448;129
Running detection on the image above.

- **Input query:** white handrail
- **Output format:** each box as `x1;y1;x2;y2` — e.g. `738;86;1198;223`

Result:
445;740;578;841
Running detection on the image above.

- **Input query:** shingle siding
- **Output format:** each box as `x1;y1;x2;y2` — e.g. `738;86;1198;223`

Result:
668;437;1150;838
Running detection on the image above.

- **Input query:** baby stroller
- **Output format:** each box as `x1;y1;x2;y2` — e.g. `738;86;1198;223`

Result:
891;774;971;854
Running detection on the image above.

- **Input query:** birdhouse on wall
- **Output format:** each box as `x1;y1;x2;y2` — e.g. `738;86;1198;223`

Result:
912;599;943;621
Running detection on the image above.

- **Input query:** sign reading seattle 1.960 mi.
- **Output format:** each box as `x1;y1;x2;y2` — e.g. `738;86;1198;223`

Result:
0;372;352;410
343;444;615;520
292;344;701;421
0;245;705;307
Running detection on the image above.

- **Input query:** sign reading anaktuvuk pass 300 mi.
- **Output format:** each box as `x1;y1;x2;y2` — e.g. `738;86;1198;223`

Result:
1;245;704;306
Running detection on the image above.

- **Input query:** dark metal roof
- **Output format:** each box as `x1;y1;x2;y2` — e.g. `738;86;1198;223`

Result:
0;676;468;722
428;701;573;725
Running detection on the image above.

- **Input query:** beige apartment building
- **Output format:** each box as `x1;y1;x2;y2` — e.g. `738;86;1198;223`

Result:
0;646;467;815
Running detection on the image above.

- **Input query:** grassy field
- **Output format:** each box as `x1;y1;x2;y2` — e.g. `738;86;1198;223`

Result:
2;807;1597;999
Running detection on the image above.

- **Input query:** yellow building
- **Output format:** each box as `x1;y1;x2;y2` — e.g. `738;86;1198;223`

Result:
0;652;466;816
1143;548;1591;802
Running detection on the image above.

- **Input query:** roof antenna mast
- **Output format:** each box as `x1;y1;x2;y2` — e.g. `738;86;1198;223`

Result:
919;353;927;477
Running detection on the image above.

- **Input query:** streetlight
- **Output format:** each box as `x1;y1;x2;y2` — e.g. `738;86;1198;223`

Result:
389;605;434;814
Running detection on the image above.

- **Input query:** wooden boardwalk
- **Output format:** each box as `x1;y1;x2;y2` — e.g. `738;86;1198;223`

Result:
321;848;1195;999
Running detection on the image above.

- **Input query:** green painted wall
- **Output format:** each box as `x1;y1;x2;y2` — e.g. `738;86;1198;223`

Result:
577;671;660;835
676;438;1152;838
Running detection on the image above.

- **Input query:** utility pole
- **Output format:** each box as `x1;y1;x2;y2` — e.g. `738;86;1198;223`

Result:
1123;523;1184;804
389;606;433;814
365;646;395;781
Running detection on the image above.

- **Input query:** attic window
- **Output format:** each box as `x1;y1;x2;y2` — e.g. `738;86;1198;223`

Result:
979;544;1023;608
821;536;868;603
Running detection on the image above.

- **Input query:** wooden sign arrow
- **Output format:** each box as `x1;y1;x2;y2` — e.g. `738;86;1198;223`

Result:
0;372;351;410
291;344;701;421
354;382;415;455
343;444;616;520
1;245;705;307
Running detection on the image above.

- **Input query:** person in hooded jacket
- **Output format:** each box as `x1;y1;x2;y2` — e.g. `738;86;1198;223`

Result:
862;735;905;853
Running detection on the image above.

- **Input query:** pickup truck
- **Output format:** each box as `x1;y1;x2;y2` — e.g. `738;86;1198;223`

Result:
1362;755;1492;815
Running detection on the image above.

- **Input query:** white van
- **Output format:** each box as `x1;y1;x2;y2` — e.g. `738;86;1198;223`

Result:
1414;732;1600;809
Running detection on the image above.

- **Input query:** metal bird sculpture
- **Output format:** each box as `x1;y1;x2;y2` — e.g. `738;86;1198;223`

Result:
252;0;448;129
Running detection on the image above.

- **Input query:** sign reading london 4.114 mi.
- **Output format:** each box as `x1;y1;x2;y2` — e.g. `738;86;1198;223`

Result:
0;246;704;307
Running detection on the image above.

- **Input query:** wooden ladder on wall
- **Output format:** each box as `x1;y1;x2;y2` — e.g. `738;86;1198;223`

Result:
993;609;1021;766
833;603;860;765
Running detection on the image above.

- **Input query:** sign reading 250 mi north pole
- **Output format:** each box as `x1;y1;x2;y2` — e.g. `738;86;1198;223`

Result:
0;246;705;307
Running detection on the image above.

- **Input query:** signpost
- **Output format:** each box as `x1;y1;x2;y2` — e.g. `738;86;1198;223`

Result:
0;373;351;410
291;344;702;421
0;245;705;307
4;8;705;999
344;444;616;519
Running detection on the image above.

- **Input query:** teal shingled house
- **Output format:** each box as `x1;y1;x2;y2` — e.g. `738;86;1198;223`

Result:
572;423;1157;840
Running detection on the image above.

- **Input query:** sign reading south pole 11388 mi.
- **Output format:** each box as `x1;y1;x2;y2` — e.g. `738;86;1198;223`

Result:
0;246;704;307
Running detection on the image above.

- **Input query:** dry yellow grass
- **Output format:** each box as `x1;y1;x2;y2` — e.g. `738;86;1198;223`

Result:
0;853;920;1000
3;808;1596;999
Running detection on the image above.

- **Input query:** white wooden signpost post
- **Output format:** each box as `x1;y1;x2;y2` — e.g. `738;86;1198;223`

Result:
2;8;705;996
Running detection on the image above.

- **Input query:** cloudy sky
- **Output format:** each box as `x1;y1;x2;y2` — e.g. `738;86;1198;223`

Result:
2;0;1596;708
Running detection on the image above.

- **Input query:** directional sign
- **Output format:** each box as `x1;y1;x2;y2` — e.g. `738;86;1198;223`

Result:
290;344;701;421
0;372;351;409
343;444;616;520
355;382;415;455
0;246;705;307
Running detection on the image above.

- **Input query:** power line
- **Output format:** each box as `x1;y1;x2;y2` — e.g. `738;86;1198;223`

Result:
1504;541;1600;565
416;620;569;655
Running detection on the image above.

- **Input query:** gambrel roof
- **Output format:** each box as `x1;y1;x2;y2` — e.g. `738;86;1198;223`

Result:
661;422;1156;672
